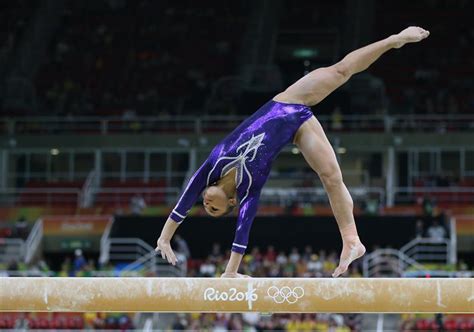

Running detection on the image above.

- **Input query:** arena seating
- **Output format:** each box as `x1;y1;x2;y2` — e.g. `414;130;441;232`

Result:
18;181;84;206
0;312;134;330
0;1;36;62
34;0;249;117
95;179;167;207
371;0;474;115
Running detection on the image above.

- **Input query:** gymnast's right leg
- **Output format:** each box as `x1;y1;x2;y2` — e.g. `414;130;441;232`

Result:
294;116;366;277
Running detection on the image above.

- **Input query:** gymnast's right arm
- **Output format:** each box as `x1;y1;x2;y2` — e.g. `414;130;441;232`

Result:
155;160;212;265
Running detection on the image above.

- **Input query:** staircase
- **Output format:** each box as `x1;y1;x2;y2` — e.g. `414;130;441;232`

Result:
363;237;454;277
100;236;186;277
0;219;43;265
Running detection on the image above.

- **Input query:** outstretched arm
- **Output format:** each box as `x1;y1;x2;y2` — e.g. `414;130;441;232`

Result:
274;26;430;106
156;159;213;265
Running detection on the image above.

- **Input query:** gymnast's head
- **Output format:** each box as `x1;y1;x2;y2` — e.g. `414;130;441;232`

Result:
202;184;237;217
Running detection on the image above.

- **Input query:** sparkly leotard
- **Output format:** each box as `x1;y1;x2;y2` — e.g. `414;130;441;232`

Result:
169;100;313;254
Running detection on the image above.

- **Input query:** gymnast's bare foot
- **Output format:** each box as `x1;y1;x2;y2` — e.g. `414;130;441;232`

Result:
392;26;430;49
221;272;251;278
332;237;366;278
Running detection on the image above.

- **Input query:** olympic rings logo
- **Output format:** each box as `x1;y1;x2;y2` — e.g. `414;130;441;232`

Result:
267;286;304;304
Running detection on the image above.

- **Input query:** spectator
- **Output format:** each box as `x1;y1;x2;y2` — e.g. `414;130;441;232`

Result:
73;249;86;273
276;251;288;265
426;220;447;242
199;257;216;277
264;245;276;262
307;254;323;275
289;247;300;264
422;196;435;216
130;194;146;215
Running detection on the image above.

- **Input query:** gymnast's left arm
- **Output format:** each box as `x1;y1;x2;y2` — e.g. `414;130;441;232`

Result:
221;193;260;278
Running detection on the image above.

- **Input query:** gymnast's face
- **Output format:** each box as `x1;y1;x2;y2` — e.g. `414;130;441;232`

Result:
203;185;236;217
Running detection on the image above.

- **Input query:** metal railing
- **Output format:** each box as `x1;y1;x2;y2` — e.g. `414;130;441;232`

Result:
362;248;428;277
0;187;181;207
99;219;114;265
92;187;181;206
400;237;451;264
363;235;455;277
2;113;474;135
120;250;187;277
79;170;99;208
24;219;43;264
103;237;186;277
0;238;25;265
394;187;474;204
1;184;472;208
260;186;385;205
0;188;81;207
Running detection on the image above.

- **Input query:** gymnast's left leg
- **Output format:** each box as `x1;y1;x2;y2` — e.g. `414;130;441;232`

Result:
294;116;366;277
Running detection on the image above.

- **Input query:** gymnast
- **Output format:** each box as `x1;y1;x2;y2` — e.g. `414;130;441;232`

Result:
156;27;429;278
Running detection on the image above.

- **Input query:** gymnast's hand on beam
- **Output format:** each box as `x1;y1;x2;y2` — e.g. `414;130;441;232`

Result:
220;272;251;278
392;26;430;49
155;238;178;266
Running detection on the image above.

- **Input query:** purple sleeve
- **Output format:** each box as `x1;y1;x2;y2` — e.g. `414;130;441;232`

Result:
169;160;212;224
231;192;260;254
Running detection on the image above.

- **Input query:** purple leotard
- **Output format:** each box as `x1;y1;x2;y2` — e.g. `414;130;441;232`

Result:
169;100;313;254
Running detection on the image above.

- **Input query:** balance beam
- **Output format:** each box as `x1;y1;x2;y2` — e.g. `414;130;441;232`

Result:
1;277;472;313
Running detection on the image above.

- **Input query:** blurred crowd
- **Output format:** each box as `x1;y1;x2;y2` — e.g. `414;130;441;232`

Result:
1;0;472;119
33;0;247;118
371;0;474;117
0;312;134;330
170;312;359;332
188;244;361;279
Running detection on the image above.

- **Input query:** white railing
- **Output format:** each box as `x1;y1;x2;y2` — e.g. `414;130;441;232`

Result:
79;170;99;208
1;185;472;208
261;186;385;205
0;187;180;207
3;113;474;135
363;236;454;277
92;187;181;206
363;248;428;277
107;238;155;262
400;237;451;264
120;249;187;277
99;219;114;265
449;216;457;264
394;187;474;204
24;219;43;264
0;188;81;206
102;237;187;277
0;238;25;264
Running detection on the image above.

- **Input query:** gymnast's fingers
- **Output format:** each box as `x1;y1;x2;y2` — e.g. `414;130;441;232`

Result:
171;250;178;266
166;248;177;265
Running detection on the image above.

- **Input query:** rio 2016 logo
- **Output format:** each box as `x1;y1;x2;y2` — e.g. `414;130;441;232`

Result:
204;283;258;310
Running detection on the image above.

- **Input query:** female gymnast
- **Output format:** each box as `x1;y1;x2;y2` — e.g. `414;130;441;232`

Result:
156;27;429;278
